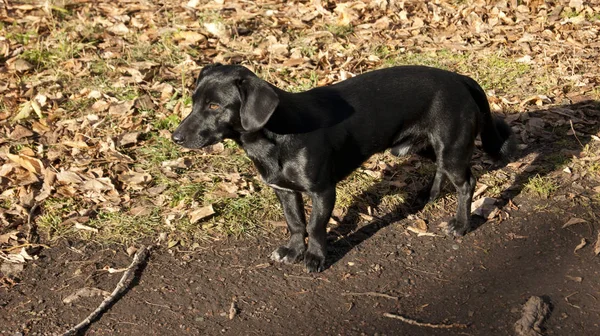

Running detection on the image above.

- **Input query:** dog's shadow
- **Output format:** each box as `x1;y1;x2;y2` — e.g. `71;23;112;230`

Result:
325;100;600;270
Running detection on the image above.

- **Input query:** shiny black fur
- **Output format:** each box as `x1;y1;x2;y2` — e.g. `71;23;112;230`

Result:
172;64;516;272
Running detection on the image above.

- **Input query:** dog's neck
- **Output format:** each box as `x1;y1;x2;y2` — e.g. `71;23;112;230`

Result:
237;129;286;182
262;86;355;134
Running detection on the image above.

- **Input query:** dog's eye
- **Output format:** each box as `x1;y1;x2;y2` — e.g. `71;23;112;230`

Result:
208;103;220;110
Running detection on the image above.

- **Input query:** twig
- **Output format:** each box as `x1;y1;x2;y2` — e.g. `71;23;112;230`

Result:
26;203;40;243
342;291;399;301
565;292;581;310
569;120;584;148
284;274;330;282
383;313;468;329
63;246;151;336
0;243;49;252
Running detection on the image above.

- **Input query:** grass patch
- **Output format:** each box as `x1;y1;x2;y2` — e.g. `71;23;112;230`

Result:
326;24;354;37
524;174;558;198
87;209;163;244
37;198;76;240
153;114;181;131
136;135;183;166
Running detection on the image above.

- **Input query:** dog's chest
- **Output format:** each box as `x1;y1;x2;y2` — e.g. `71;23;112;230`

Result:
245;142;311;191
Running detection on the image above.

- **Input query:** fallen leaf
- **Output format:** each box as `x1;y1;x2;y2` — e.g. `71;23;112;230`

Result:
63;287;110;304
74;223;99;233
6;153;44;175
56;170;84;184
12;102;33;122
119;171;152;189
562;217;587;228
108;23;130;35
118;132;140;147
594;232;600;256
565;275;583;283
189;205;215;223
9;125;34;139
574;238;586;254
471;197;498;218
82;178;115;191
13;59;33;72
0;262;24;278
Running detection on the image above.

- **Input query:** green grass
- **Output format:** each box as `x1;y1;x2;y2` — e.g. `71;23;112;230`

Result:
87;209;163;244
153;114;181;131
326;24;354;37
524;174;558;199
37;198;76;240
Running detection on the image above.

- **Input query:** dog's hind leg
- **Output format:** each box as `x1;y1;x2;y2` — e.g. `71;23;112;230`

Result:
428;170;445;202
433;139;476;236
304;187;336;273
270;189;307;264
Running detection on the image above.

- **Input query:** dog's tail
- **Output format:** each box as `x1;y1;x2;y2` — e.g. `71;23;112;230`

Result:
463;76;517;161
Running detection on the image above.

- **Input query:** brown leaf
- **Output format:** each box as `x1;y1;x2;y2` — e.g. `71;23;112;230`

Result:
594;232;600;256
56;170;84;184
13;59;33;72
189;205;215;223
414;219;427;231
119;171;152;189
82;178;115;192
108;100;135;115
6;153;44;175
108;23;130;35
562;217;587;228
118;132;140;147
12;101;33;122
9;125;34;139
471;197;498;218
173;31;207;45
63;287;110;304
574;238;586;254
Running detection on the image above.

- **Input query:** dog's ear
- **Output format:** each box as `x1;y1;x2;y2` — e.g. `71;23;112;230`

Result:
238;76;279;132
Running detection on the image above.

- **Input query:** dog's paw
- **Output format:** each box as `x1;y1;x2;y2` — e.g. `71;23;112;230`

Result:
304;252;325;273
270;246;304;264
441;219;469;237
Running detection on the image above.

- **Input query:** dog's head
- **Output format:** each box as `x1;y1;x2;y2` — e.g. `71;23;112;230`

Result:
171;64;279;149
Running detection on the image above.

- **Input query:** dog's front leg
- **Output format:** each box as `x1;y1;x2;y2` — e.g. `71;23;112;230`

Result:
270;189;307;264
304;187;336;273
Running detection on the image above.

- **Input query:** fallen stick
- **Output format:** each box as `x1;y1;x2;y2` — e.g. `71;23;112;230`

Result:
383;312;468;329
26;202;40;243
63;246;151;336
342;291;399;301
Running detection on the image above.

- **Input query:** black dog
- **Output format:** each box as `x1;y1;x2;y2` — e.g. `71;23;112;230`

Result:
172;64;516;272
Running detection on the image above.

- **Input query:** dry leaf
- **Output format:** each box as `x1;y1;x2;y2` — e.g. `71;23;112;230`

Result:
82;178;115;192
119;171;152;189
574;238;586;254
56;170;84;184
471;197;498;218
562;218;587;228
74;223;99;233
189;205;215;223
594;232;600;256
63;287;110;304
6;153;44;175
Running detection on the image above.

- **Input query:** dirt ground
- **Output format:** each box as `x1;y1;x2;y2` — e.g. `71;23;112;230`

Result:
2;193;600;335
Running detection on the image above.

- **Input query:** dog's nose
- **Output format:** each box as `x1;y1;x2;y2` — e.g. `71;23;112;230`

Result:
172;131;185;144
